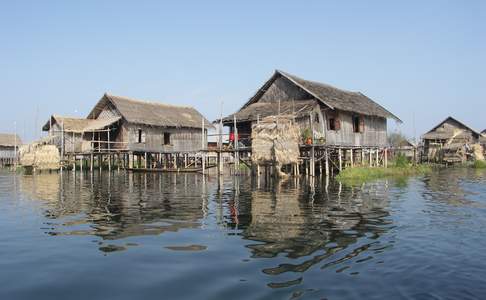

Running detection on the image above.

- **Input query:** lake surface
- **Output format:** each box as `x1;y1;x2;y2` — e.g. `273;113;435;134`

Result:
1;168;486;300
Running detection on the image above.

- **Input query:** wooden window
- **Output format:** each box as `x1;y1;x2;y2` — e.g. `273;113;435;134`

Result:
328;117;341;131
138;129;146;143
314;113;320;124
329;118;336;131
164;132;171;145
353;115;365;133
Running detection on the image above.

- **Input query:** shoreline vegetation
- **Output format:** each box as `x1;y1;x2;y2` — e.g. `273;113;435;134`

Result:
336;154;432;182
337;155;486;182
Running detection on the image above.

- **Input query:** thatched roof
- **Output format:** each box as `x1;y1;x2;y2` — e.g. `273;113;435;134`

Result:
42;115;121;133
422;116;481;140
87;93;213;129
226;70;401;122
0;133;22;147
222;99;318;123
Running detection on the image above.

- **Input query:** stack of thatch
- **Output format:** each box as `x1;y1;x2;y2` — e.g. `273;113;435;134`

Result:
251;115;300;166
19;141;60;170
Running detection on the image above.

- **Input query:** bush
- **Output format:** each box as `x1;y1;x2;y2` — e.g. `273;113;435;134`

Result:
473;160;486;169
393;153;409;168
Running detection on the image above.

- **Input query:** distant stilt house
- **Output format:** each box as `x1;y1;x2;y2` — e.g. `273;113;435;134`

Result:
422;116;481;163
220;70;401;148
0;133;22;167
481;129;486;145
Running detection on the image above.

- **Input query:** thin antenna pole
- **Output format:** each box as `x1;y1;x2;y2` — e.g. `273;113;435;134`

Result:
219;101;223;151
14;121;17;171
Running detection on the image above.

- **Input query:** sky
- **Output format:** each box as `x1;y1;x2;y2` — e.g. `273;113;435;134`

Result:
1;0;485;142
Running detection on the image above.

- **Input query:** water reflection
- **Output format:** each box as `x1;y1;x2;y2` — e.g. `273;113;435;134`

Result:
20;172;209;243
5;168;486;299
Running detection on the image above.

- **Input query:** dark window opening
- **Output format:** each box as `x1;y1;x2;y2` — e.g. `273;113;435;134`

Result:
329;118;336;131
353;116;360;133
314;113;320;123
353;115;365;133
138;129;143;143
164;132;171;145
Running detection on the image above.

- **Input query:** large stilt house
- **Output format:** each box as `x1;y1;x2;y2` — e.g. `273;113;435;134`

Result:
221;70;401;147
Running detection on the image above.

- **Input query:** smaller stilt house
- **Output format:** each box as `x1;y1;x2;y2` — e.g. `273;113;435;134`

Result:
42;115;120;154
422;116;481;163
86;93;213;153
0;133;22;167
481;129;486;145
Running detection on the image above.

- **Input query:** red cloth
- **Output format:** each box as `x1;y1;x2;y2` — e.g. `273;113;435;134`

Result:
229;132;235;142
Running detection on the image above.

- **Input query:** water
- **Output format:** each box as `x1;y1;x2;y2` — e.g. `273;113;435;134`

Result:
1;169;486;299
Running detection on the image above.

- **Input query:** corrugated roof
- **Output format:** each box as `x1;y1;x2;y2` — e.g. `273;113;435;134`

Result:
87;93;213;129
239;70;401;122
0;133;22;146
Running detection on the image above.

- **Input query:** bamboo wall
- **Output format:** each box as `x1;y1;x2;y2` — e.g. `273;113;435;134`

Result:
123;124;206;153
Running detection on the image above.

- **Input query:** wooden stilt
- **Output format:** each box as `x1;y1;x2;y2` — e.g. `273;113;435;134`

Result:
384;148;388;168
338;148;342;171
325;149;329;177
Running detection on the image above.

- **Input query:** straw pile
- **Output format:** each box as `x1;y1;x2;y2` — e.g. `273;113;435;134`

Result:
251;115;300;166
19;142;60;170
472;144;484;161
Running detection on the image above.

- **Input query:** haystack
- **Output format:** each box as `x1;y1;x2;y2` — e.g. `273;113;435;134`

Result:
19;140;60;170
251;115;300;170
472;144;484;161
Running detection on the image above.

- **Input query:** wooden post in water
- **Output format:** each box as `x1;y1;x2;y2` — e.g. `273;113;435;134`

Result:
369;149;373;167
376;148;379;167
384;148;388;168
310;146;315;176
108;129;111;171
350;149;354;168
338;148;342;171
201;118;206;175
325;149;329;177
234;115;239;174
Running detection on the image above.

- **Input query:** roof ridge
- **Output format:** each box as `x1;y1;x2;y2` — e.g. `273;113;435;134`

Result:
105;93;196;110
277;70;360;95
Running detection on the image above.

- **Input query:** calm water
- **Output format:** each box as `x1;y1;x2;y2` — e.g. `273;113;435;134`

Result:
1;169;486;300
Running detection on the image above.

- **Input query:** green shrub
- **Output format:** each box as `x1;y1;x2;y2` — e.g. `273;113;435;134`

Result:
473;160;486;169
393;153;409;168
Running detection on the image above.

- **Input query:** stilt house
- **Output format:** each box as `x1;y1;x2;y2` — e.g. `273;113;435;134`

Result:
43;94;212;155
220;70;401;147
86;93;212;153
422;116;481;163
0;133;22;166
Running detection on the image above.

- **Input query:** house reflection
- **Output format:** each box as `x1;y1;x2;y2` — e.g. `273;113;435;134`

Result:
19;172;208;240
231;178;392;276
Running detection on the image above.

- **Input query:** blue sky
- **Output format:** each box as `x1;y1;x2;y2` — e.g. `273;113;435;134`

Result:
1;0;485;142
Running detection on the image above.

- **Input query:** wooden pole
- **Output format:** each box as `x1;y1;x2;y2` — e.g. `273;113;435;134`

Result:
369;149;372;167
384;148;388;168
108;129;111;171
376;148;379;167
234;115;239;174
325;149;329;177
13;121;17;171
338;148;342;171
144;152;148;169
350;149;354;168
